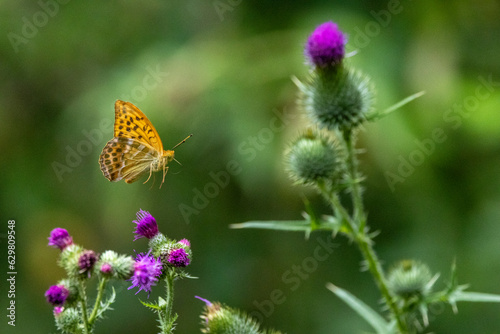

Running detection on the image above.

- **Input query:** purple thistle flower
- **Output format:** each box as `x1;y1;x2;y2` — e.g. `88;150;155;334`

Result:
133;209;159;241
78;250;98;276
305;21;346;68
195;296;213;307
48;228;73;251
167;248;190;267
178;239;191;248
100;263;113;275
128;251;162;297
53;306;64;316
45;285;69;306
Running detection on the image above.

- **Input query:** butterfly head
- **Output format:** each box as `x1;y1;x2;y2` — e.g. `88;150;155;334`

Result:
158;150;175;170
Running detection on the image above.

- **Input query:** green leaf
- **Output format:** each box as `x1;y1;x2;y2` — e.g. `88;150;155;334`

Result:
326;283;395;334
94;287;116;320
139;299;162;311
453;291;500;303
367;91;425;121
231;220;311;231
230;220;339;232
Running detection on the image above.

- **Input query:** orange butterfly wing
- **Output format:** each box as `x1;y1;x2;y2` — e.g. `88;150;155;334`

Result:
113;100;164;153
99;137;160;183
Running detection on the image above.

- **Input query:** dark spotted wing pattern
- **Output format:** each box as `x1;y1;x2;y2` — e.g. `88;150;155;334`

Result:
114;100;164;153
99;137;160;183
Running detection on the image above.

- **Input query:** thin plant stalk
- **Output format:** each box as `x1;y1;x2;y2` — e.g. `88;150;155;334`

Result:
88;278;108;325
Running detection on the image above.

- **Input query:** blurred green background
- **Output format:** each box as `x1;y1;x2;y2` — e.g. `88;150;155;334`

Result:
1;0;500;333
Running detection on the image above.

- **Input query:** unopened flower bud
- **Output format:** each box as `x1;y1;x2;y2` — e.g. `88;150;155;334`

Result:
388;260;433;299
286;131;338;185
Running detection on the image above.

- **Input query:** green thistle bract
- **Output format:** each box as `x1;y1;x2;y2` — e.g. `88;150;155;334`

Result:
388;260;433;299
302;66;373;131
286;130;338;185
96;250;135;280
199;299;282;334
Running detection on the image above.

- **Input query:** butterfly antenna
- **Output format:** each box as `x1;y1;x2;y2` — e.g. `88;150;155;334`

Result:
173;158;182;166
172;134;193;150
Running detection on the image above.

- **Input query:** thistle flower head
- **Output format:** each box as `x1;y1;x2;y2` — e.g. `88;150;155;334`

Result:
128;251;162;297
167;248;191;267
133;209;159;241
54;307;80;333
178;238;191;247
97;250;135;280
78;250;98;277
48;228;73;250
286;130;339;185
45;284;69;306
100;263;113;275
305;21;346;68
53;306;64;317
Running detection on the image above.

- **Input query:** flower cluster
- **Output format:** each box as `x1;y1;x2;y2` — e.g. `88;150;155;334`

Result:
45;228;136;333
45;209;194;333
128;209;193;296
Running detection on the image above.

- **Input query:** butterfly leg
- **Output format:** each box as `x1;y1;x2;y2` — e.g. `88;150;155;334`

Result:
160;165;169;189
143;167;154;184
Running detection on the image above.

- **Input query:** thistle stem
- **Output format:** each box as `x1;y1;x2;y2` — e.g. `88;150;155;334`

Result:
88;278;108;325
321;130;407;333
77;280;90;334
160;272;176;334
342;129;365;229
165;273;174;324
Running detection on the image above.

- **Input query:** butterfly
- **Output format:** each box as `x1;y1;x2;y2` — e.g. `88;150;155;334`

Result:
99;100;191;188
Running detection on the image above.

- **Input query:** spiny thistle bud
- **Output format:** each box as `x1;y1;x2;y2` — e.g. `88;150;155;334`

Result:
286;130;339;185
196;296;282;334
58;244;85;278
156;239;193;269
54;307;80;334
388;260;434;299
96;250;135;280
300;66;373;131
57;278;78;306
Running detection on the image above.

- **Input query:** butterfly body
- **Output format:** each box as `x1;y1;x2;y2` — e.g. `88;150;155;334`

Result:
99;100;187;187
